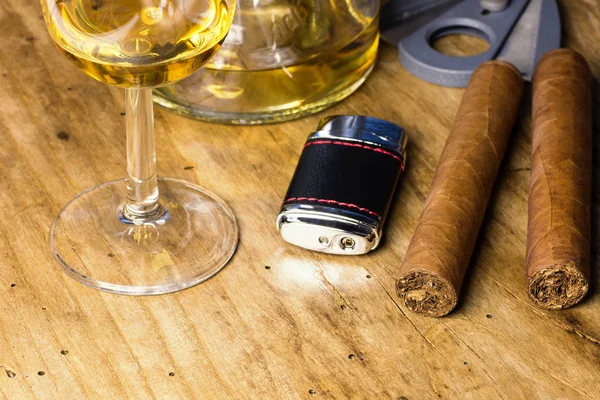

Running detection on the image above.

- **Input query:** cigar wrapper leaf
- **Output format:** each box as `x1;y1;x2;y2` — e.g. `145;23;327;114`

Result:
526;49;593;310
396;61;524;317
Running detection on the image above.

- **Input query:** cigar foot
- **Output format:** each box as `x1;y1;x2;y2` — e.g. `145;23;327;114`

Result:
397;271;457;317
527;263;589;310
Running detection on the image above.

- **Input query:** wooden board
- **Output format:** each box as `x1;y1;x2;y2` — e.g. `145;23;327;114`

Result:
1;0;599;398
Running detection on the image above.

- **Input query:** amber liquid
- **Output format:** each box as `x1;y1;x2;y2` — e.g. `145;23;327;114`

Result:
42;0;235;88
155;1;379;124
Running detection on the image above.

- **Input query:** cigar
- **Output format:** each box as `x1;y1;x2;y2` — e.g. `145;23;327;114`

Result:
397;61;524;317
526;49;593;310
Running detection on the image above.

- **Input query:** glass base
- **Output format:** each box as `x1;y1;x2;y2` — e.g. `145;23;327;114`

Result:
50;178;238;295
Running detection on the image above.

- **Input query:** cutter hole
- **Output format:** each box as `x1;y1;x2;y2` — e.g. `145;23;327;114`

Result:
481;9;490;15
430;26;490;57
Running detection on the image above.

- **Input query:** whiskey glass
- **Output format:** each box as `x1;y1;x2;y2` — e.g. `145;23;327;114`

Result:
41;0;238;295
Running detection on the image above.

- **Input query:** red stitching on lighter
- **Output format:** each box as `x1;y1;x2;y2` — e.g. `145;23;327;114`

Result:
284;197;381;219
305;140;404;168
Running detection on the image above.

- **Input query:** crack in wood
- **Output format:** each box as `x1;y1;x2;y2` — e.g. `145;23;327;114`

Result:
443;323;510;400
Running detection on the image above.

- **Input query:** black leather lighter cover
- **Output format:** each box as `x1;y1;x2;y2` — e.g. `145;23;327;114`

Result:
282;140;404;222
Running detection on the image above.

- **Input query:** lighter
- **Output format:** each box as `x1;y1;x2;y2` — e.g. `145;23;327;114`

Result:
276;115;407;255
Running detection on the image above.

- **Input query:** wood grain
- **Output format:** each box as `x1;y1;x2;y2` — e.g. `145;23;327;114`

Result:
1;0;599;399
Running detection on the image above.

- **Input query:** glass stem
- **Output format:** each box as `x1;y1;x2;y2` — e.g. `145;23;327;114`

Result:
122;88;164;223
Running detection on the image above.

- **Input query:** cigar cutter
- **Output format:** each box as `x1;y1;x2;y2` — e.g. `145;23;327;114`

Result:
380;0;560;87
276;115;407;255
